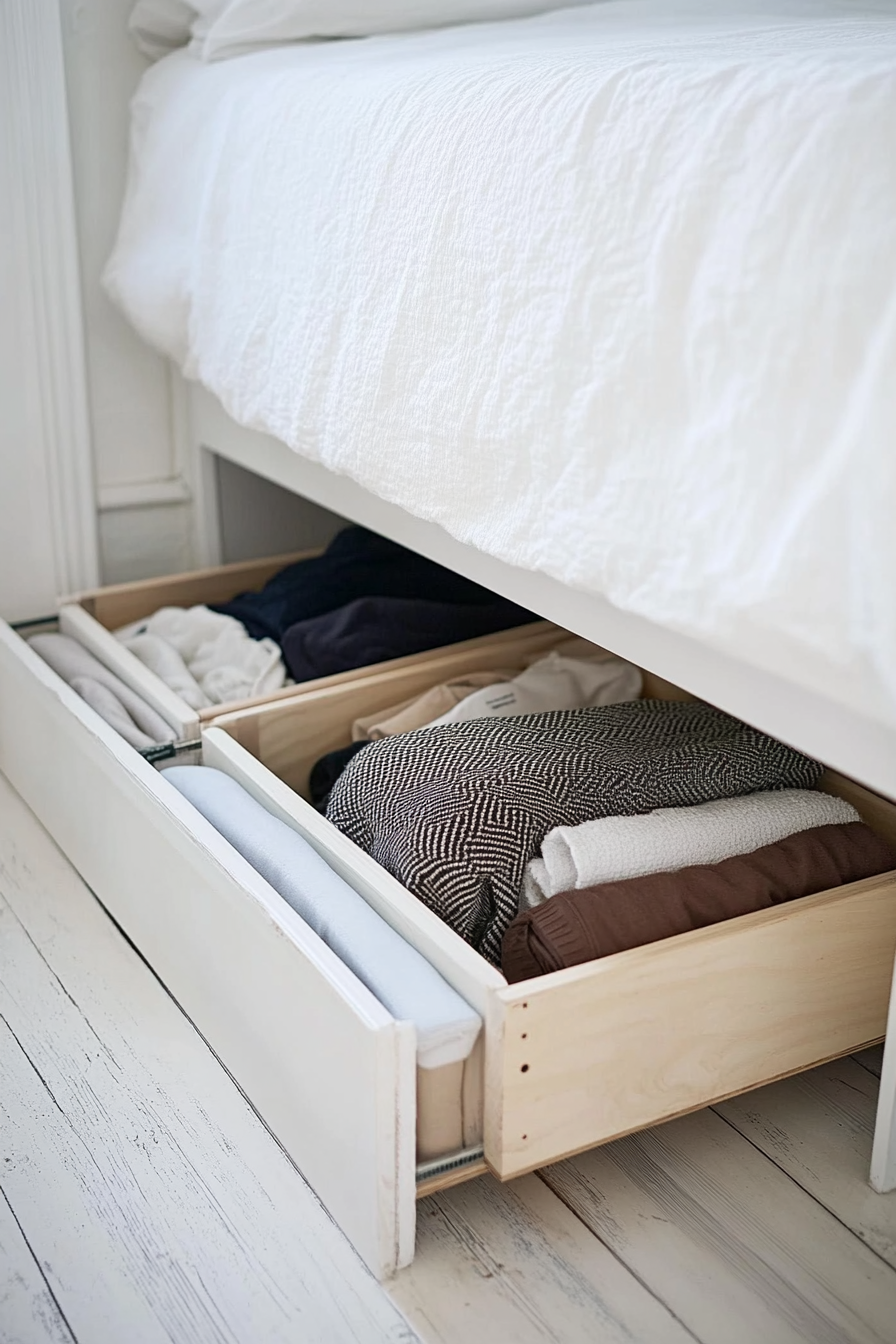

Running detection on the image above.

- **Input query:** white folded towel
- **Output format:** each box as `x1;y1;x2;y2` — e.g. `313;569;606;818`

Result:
521;788;861;909
428;651;642;729
117;605;287;705
162;766;481;1070
29;633;175;748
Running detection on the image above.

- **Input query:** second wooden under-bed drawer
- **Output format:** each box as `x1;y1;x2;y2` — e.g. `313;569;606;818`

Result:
1;617;895;1281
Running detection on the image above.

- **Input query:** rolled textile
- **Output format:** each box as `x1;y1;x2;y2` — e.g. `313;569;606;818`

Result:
69;677;160;752
162;765;481;1069
521;788;860;909
326;698;822;965
29;633;175;746
120;632;211;710
502;821;896;982
281;594;535;682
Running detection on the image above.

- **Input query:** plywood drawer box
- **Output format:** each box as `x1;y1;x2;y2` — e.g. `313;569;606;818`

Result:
207;662;896;1176
1;617;895;1281
59;552;566;740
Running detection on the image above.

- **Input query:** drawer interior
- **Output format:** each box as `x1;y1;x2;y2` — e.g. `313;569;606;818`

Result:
59;551;319;739
207;651;896;1180
71;550;319;631
211;624;609;798
59;551;562;742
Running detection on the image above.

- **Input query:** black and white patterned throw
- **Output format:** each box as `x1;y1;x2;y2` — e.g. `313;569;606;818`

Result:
326;699;822;965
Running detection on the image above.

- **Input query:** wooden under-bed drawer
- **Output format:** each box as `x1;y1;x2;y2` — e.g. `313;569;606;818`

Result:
1;617;895;1281
60;552;565;740
207;669;896;1182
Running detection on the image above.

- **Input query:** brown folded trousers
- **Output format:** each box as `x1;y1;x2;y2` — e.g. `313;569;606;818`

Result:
502;821;896;983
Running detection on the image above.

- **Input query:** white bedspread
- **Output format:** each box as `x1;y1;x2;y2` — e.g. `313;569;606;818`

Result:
106;0;896;727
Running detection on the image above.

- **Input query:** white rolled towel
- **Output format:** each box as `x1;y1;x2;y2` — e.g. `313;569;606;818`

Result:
521;789;861;909
162;766;481;1070
428;651;642;729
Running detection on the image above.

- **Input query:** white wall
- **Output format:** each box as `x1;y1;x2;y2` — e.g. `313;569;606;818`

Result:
59;0;205;582
2;0;338;604
0;1;99;621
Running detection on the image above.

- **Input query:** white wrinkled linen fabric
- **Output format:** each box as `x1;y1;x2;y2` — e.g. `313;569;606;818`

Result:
105;0;896;728
521;789;860;908
116;606;287;705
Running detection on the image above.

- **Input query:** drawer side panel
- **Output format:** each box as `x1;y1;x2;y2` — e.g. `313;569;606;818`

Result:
486;877;896;1178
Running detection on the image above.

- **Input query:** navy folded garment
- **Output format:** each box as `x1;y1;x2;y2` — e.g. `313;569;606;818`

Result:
281;595;535;682
309;741;369;813
213;526;529;642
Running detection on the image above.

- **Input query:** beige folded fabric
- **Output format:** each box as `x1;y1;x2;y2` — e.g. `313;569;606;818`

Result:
427;651;642;730
352;668;519;741
522;635;614;665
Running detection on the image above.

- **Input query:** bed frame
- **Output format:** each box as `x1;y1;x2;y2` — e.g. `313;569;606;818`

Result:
34;0;896;1205
188;387;896;1197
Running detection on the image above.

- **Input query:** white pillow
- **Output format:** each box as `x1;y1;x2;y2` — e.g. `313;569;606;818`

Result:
194;0;600;61
128;0;198;59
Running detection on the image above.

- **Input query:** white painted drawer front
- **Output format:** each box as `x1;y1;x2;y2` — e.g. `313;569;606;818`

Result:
0;620;416;1279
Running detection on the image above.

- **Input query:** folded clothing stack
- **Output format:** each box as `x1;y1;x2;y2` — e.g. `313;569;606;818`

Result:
113;526;536;713
326;698;823;965
28;526;539;752
520;788;860;908
503;819;896;981
214;527;536;681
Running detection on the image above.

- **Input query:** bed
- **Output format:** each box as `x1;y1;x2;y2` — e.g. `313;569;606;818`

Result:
3;0;896;1277
105;0;896;794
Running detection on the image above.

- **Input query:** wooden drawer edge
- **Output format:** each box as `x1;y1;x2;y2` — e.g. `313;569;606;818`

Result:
484;874;896;1178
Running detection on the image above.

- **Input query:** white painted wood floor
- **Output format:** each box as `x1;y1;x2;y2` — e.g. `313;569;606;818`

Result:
2;772;895;1344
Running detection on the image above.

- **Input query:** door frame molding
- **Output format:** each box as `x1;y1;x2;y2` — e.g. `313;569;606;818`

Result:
2;0;99;604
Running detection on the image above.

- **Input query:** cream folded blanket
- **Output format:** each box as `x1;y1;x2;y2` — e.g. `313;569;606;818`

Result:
116;605;287;705
521;789;860;909
352;668;519;741
428;651;642;729
29;633;175;748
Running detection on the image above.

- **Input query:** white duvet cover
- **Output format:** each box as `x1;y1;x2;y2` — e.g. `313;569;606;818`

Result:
106;0;896;727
